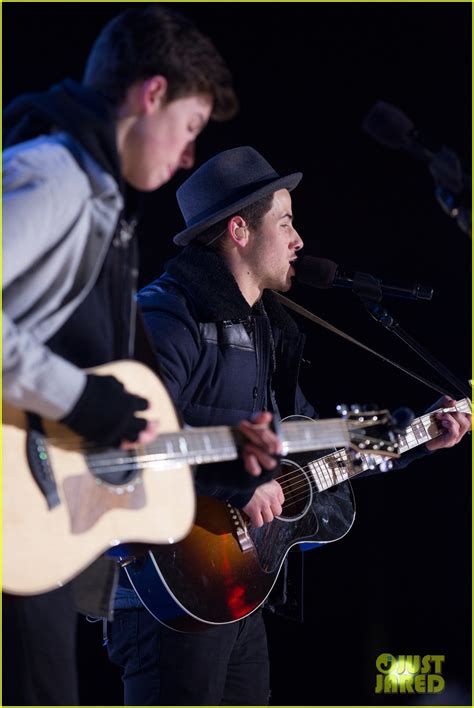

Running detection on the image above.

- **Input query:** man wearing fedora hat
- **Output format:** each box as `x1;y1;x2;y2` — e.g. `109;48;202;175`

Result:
106;145;471;706
106;146;312;706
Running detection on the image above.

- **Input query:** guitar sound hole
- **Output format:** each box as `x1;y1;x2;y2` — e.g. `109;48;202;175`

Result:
86;449;140;487
276;459;312;522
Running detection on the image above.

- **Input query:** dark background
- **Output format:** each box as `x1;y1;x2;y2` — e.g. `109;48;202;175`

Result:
3;3;471;706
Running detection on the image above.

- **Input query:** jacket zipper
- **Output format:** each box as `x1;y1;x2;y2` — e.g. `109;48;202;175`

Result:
252;316;269;414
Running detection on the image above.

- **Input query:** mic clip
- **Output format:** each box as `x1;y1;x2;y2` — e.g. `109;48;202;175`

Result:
351;272;383;303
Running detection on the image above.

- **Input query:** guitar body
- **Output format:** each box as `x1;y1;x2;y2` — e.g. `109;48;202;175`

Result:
125;398;471;631
126;447;356;631
3;360;195;595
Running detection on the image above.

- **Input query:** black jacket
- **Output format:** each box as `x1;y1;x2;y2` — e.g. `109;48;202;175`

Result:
128;242;431;617
133;242;319;615
138;242;317;504
139;243;315;422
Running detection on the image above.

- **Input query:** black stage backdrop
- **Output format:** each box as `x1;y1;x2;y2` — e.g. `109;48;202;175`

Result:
3;3;471;706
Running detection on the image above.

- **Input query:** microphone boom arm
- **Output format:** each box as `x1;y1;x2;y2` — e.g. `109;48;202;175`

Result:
273;292;460;399
362;300;471;399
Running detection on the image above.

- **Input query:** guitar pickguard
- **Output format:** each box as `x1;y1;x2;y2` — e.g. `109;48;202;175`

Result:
138;450;356;627
250;451;355;573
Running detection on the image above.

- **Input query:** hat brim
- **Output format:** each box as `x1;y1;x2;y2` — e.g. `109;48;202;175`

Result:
173;171;303;246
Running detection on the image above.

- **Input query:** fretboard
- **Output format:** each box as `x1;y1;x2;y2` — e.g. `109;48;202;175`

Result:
88;418;356;478
397;398;471;453
307;398;471;492
142;419;354;466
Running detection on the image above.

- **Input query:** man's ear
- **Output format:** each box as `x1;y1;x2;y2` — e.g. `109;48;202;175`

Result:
228;217;249;247
137;75;168;114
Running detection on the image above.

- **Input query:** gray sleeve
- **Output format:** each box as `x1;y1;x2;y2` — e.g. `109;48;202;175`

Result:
2;142;90;418
2;313;86;419
3;142;90;286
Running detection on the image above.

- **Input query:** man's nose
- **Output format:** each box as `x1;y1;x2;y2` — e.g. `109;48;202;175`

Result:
292;230;304;250
179;141;195;170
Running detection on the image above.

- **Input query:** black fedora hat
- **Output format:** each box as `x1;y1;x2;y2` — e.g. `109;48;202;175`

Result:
173;146;302;246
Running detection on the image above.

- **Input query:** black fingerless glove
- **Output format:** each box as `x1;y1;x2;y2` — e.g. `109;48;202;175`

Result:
61;374;148;447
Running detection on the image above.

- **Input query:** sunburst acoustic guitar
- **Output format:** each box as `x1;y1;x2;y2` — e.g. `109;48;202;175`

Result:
123;398;470;632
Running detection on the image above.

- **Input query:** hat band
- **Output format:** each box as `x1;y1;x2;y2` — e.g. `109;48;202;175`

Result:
184;173;279;227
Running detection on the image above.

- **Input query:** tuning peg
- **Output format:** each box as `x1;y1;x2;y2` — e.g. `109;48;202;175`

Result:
391;407;414;433
336;403;349;417
350;403;362;414
350;453;364;470
363;454;377;470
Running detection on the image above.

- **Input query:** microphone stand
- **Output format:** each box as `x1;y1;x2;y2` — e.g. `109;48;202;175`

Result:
352;273;471;399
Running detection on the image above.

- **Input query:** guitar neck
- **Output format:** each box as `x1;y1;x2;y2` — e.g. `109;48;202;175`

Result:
121;418;355;470
397;398;471;453
308;398;471;492
279;418;353;454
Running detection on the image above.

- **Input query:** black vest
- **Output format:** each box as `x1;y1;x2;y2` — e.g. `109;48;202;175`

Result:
47;219;138;367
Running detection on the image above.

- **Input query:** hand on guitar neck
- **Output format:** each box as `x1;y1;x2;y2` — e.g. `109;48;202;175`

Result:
227;395;472;531
424;396;471;451
63;370;282;480
237;411;283;477
129;410;283;480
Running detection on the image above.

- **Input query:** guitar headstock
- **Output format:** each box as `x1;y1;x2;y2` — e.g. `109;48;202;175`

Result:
337;404;403;457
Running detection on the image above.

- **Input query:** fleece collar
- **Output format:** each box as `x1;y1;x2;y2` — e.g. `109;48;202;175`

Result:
164;242;299;333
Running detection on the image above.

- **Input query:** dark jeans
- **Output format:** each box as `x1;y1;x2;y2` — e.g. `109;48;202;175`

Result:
107;607;270;706
3;585;79;706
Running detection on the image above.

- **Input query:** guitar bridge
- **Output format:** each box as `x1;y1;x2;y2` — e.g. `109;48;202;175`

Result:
226;503;253;552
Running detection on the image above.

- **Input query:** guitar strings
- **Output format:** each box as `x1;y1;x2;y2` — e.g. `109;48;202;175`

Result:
34;401;469;454
277;403;469;503
276;415;449;509
37;418;433;499
39;421;374;466
39;401;468;454
278;454;355;506
32;405;466;490
277;416;451;510
37;418;361;449
30;400;471;454
41;414;443;493
280;417;442;502
39;419;356;450
79;432;389;479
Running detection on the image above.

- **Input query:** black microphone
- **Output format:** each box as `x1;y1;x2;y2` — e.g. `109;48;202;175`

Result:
363;101;471;236
362;100;434;164
295;256;434;301
363;101;466;190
